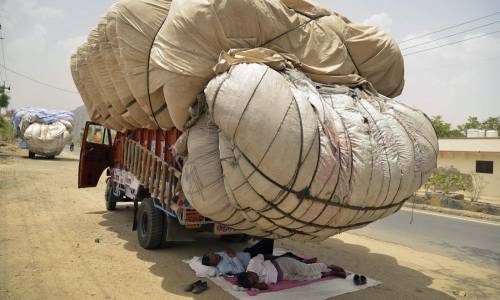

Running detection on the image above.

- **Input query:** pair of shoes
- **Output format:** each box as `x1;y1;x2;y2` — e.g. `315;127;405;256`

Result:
184;280;201;292
353;274;367;285
184;280;208;294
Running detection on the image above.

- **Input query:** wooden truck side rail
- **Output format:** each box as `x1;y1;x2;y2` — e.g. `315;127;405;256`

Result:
80;122;243;249
120;136;181;207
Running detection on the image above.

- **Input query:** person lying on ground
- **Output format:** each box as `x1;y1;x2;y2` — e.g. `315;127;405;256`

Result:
201;238;317;275
236;254;347;290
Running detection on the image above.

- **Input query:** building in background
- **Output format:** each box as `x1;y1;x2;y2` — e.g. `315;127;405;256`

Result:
438;136;500;204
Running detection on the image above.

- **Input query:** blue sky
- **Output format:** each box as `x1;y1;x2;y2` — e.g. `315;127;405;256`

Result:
1;0;499;125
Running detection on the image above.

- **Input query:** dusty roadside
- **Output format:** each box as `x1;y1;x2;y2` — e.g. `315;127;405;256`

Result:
1;144;498;299
403;202;500;223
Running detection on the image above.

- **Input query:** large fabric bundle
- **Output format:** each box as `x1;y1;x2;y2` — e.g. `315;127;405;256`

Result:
181;64;437;241
151;0;404;129
11;108;74;156
72;0;403;131
23;122;73;156
72;0;438;241
109;0;174;129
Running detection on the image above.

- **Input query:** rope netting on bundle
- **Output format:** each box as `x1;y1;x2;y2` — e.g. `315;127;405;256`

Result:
182;64;437;241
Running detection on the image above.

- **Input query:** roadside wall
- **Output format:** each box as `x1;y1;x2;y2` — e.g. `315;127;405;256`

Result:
438;151;500;204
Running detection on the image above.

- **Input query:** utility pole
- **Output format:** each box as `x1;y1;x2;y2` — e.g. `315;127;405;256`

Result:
0;23;10;99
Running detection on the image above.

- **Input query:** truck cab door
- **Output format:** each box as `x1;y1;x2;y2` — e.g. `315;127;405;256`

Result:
78;122;114;188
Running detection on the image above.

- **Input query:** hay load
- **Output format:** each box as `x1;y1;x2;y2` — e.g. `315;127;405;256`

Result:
71;0;438;241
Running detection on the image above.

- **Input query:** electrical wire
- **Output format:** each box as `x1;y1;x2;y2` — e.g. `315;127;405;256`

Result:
401;20;500;51
0;62;78;94
0;24;7;85
403;30;500;57
399;12;499;44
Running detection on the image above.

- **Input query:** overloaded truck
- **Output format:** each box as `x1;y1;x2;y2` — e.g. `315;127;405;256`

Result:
79;122;242;249
11;108;74;159
73;0;438;248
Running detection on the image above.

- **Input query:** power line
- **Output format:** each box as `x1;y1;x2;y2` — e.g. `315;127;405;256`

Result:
399;12;500;44
0;23;7;85
0;63;79;94
401;20;500;51
403;30;500;56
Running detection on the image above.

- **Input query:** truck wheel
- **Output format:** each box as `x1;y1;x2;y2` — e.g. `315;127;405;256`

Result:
105;179;117;211
28;151;35;159
137;198;164;249
47;155;55;159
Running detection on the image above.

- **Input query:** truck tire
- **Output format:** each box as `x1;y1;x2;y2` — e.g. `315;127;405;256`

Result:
28;151;35;159
137;198;164;249
47;155;55;159
105;179;117;211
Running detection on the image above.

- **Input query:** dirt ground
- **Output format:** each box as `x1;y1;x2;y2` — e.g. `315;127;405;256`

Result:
1;143;499;300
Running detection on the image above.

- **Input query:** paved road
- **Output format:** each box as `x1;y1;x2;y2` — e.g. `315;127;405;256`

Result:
351;208;500;268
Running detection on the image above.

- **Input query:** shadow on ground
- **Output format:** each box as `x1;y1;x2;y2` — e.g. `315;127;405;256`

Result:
21;156;79;162
98;205;454;300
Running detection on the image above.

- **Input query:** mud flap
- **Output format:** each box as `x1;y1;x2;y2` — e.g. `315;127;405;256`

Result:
164;217;198;242
132;197;139;231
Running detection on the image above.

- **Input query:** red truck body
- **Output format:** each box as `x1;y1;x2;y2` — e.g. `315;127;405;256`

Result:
78;122;242;249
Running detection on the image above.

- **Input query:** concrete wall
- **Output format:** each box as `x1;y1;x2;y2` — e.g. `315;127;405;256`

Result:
438;151;500;204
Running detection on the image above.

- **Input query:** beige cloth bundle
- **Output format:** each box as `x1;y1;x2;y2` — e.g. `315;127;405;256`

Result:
72;0;403;132
181;64;436;241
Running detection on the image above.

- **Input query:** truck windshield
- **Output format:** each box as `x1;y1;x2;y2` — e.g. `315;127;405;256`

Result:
85;124;114;146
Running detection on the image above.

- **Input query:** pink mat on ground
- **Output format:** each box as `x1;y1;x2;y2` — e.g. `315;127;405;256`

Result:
225;272;351;296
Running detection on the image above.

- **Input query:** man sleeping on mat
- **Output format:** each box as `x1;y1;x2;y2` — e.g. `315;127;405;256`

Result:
236;254;347;290
201;238;317;275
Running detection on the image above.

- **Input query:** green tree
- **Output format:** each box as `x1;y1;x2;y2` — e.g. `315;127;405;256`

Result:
448;129;465;137
0;85;9;109
457;116;482;133
0;115;14;141
481;116;500;132
430;115;452;138
425;167;472;194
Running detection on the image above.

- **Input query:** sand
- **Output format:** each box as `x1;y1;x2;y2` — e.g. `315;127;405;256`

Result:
1;144;498;299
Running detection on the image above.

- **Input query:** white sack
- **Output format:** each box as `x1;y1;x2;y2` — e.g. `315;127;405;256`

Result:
185;63;437;241
24;122;73;157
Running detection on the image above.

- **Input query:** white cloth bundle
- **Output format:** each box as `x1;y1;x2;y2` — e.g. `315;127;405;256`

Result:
12;108;74;157
23;121;73;156
181;64;437;241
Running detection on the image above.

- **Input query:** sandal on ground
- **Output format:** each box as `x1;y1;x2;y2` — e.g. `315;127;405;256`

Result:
353;274;367;285
192;281;208;294
184;280;202;292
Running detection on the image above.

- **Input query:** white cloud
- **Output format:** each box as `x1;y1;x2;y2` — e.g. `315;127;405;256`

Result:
401;32;500;125
20;0;62;19
33;23;48;36
30;6;62;19
57;35;86;53
362;12;393;32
